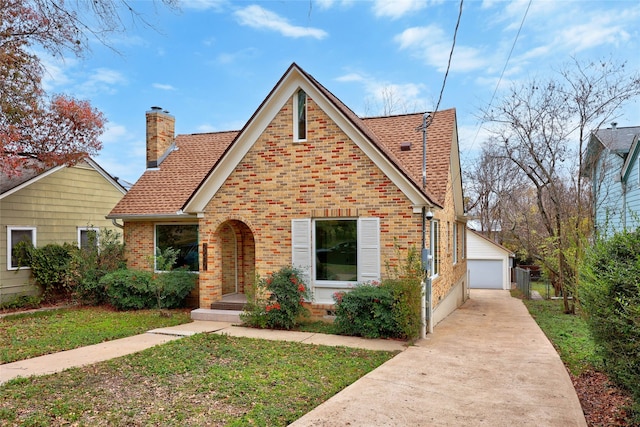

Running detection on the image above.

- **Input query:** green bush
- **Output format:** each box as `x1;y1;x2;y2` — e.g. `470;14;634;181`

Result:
333;284;396;338
241;266;311;330
68;228;126;305
101;270;156;310
581;228;640;420
100;268;196;311
153;268;197;309
29;243;75;300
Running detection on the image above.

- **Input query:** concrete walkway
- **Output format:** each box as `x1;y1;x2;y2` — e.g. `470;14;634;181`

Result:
0;320;404;385
1;290;586;427
291;290;587;427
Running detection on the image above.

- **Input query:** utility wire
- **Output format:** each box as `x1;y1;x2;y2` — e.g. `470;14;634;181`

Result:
434;0;463;116
464;0;532;162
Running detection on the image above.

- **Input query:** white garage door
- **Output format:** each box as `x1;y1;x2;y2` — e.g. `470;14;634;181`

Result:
468;259;504;289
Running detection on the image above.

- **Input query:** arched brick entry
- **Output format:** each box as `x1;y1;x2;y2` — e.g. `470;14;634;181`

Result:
218;220;255;296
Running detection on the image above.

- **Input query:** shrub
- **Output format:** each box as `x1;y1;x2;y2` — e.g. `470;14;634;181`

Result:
333;284;396;339
241;266;311;330
29;243;75;300
68;228;126;305
153;268;197;309
581;228;640;420
101;270;156;310
100;268;197;311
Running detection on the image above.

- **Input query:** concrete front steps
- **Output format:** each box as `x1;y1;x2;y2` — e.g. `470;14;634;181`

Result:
190;293;247;323
191;308;242;323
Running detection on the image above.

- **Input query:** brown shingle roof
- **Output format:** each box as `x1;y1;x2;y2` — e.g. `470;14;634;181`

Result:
109;64;456;217
109;131;237;217
364;109;456;207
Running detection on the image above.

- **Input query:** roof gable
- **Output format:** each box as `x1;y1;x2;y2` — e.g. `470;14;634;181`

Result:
1;158;125;200
184;64;449;213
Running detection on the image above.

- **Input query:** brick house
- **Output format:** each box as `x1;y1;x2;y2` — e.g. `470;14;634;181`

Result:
108;63;467;328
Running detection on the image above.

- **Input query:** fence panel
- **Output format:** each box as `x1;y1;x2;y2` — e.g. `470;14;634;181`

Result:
515;267;531;299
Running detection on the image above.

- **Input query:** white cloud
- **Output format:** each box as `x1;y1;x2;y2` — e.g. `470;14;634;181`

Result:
77;68;127;96
181;0;227;11
336;71;428;115
234;5;328;39
216;47;259;64
395;25;487;72
100;123;128;144
153;83;177;91
372;0;428;19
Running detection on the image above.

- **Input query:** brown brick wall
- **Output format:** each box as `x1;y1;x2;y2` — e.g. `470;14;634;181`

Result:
197;94;464;314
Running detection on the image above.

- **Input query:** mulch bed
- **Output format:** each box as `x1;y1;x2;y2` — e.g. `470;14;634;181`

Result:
571;369;637;426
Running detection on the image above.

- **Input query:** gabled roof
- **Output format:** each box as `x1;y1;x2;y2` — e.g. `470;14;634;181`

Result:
593;126;640;153
581;125;640;178
1;158;126;200
108;131;237;218
109;63;459;219
467;228;514;257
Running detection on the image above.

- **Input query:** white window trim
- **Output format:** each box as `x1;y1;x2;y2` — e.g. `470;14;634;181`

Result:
77;227;100;249
431;220;440;278
292;217;381;290
453;223;458;265
293;89;307;142
7;226;36;270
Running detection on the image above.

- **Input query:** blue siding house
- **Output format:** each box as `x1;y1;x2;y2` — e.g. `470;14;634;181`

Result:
582;125;640;237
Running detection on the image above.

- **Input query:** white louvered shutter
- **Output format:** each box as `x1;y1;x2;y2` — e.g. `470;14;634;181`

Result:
358;217;380;283
291;219;312;287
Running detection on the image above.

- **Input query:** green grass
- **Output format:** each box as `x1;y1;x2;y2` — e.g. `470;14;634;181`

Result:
0;333;396;426
520;296;601;375
0;307;191;363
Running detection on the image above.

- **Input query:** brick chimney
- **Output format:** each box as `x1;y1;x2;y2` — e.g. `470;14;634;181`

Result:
146;106;175;168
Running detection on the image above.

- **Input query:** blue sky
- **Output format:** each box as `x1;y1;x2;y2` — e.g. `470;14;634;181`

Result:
41;0;640;184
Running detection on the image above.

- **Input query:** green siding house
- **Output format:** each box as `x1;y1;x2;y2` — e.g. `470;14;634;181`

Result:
1;159;127;304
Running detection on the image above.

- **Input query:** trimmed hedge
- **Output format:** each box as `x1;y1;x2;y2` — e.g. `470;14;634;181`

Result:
100;269;196;310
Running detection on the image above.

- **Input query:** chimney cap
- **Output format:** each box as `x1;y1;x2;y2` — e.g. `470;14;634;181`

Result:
150;106;163;111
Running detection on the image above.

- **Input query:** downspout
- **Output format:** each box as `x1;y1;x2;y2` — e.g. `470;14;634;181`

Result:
111;218;124;229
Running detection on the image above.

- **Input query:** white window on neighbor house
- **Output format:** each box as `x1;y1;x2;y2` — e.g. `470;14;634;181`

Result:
291;217;380;290
7;227;36;270
461;224;466;260
78;227;99;250
154;223;199;272
293;89;307;142
431;220;440;277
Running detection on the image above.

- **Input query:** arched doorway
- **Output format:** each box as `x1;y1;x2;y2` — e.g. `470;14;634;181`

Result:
218;220;255;296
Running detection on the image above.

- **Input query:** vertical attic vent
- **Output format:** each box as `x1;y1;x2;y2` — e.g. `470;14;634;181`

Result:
400;141;412;151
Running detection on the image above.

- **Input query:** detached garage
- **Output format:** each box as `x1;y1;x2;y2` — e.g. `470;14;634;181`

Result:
467;228;514;290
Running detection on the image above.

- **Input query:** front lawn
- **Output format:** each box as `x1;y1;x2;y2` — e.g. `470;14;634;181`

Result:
0;333;395;426
0;307;191;363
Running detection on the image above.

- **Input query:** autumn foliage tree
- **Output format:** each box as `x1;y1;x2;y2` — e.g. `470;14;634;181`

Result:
1;0;176;177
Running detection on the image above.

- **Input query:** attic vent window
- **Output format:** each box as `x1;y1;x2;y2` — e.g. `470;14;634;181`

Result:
294;89;307;141
400;141;412;151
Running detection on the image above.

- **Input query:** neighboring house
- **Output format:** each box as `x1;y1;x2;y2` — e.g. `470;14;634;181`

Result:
108;63;467;327
582;124;640;237
466;228;514;290
1;159;127;304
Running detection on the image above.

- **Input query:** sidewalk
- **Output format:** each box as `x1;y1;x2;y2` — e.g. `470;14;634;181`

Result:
0;320;404;385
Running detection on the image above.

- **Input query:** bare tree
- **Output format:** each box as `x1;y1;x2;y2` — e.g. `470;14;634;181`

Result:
465;142;524;243
482;58;640;313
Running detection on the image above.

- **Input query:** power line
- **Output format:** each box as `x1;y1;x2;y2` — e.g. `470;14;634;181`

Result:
433;0;463;116
463;0;532;163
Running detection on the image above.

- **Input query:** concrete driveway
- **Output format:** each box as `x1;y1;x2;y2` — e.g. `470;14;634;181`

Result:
291;289;587;427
